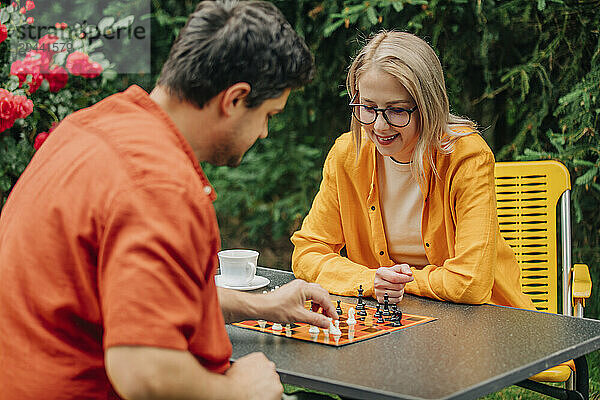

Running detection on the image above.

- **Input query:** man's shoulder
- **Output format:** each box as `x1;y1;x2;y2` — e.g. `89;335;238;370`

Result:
60;87;196;185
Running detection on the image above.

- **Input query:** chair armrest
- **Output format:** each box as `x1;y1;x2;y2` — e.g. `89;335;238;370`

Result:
572;264;592;301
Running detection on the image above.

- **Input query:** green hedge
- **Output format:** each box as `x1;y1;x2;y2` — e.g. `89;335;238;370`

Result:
2;0;598;395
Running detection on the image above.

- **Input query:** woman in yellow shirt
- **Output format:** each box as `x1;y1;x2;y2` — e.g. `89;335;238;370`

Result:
291;31;533;309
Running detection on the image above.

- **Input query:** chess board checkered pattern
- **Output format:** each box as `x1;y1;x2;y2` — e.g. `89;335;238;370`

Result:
232;300;436;347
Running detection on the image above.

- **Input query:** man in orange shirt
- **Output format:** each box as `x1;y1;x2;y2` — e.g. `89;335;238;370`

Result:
0;1;336;399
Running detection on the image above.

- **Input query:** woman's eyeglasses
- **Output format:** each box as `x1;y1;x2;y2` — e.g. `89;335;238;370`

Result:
349;93;418;128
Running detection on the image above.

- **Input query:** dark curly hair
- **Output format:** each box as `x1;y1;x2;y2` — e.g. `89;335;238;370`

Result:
157;0;314;108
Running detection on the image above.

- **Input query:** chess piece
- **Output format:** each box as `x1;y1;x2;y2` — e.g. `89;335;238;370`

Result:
271;322;283;331
391;309;403;327
374;303;382;318
310;328;319;341
330;319;341;335
357;285;367;316
285;324;292;337
336;299;343;315
377;314;385;324
333;335;341;345
356;285;365;310
308;325;320;335
382;292;391;316
323;318;331;336
347;307;357;326
258;320;267;329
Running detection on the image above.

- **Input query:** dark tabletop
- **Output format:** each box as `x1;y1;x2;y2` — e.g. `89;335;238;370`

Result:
226;267;600;400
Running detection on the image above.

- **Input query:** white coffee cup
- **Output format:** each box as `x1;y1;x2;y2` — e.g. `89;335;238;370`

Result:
218;249;258;287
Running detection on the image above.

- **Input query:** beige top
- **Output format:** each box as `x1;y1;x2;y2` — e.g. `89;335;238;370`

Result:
377;154;429;267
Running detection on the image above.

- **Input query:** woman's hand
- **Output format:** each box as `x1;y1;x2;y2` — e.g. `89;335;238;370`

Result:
374;264;414;303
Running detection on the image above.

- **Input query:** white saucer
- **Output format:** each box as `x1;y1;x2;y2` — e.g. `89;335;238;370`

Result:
214;275;270;291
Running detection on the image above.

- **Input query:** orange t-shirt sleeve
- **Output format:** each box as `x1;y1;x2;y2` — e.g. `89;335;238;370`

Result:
98;181;217;351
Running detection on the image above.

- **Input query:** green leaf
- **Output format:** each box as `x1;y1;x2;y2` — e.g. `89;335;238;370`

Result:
88;40;104;52
102;68;118;81
53;52;67;66
323;19;344;38
6;75;20;91
366;7;379;25
392;2;404;12
0;9;10;24
113;15;135;30
98;17;115;32
537;0;546;10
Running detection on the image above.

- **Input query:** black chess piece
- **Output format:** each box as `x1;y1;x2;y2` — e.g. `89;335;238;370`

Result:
374;304;382;318
356;285;367;316
356;285;365;310
391;309;403;327
388;310;398;322
382;293;390;316
336;299;343;315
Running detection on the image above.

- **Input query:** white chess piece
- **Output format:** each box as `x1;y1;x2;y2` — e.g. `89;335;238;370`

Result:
271;322;283;331
308;325;319;335
333;332;341;345
329;318;341;336
285;324;292;337
258;320;267;329
323;318;329;336
347;307;357;326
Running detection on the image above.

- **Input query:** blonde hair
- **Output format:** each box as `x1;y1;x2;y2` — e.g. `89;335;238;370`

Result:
346;30;476;186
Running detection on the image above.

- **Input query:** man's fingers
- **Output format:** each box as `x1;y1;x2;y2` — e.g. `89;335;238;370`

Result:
304;283;338;320
299;309;330;329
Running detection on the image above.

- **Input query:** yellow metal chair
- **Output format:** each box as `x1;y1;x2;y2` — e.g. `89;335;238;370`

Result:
495;160;593;400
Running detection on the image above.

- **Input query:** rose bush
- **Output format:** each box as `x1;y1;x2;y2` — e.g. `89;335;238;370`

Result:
0;0;132;204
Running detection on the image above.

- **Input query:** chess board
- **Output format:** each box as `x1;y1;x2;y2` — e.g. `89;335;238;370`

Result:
232;300;436;347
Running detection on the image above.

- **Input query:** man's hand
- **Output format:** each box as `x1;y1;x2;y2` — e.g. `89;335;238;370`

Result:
374;264;414;303
263;279;337;329
225;352;283;400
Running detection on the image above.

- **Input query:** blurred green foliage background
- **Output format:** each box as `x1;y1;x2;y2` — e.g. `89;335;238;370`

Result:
1;0;599;396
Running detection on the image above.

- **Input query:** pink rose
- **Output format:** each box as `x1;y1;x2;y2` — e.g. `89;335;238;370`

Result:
11;95;34;119
0;24;7;44
10;54;45;93
0;90;33;134
33;131;49;150
44;65;68;92
0;89;14;122
25;1;35;11
66;51;103;78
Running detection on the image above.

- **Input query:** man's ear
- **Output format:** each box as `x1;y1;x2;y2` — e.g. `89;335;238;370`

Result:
219;82;251;117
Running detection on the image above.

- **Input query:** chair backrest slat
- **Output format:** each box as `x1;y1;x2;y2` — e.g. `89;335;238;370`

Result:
494;161;571;314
